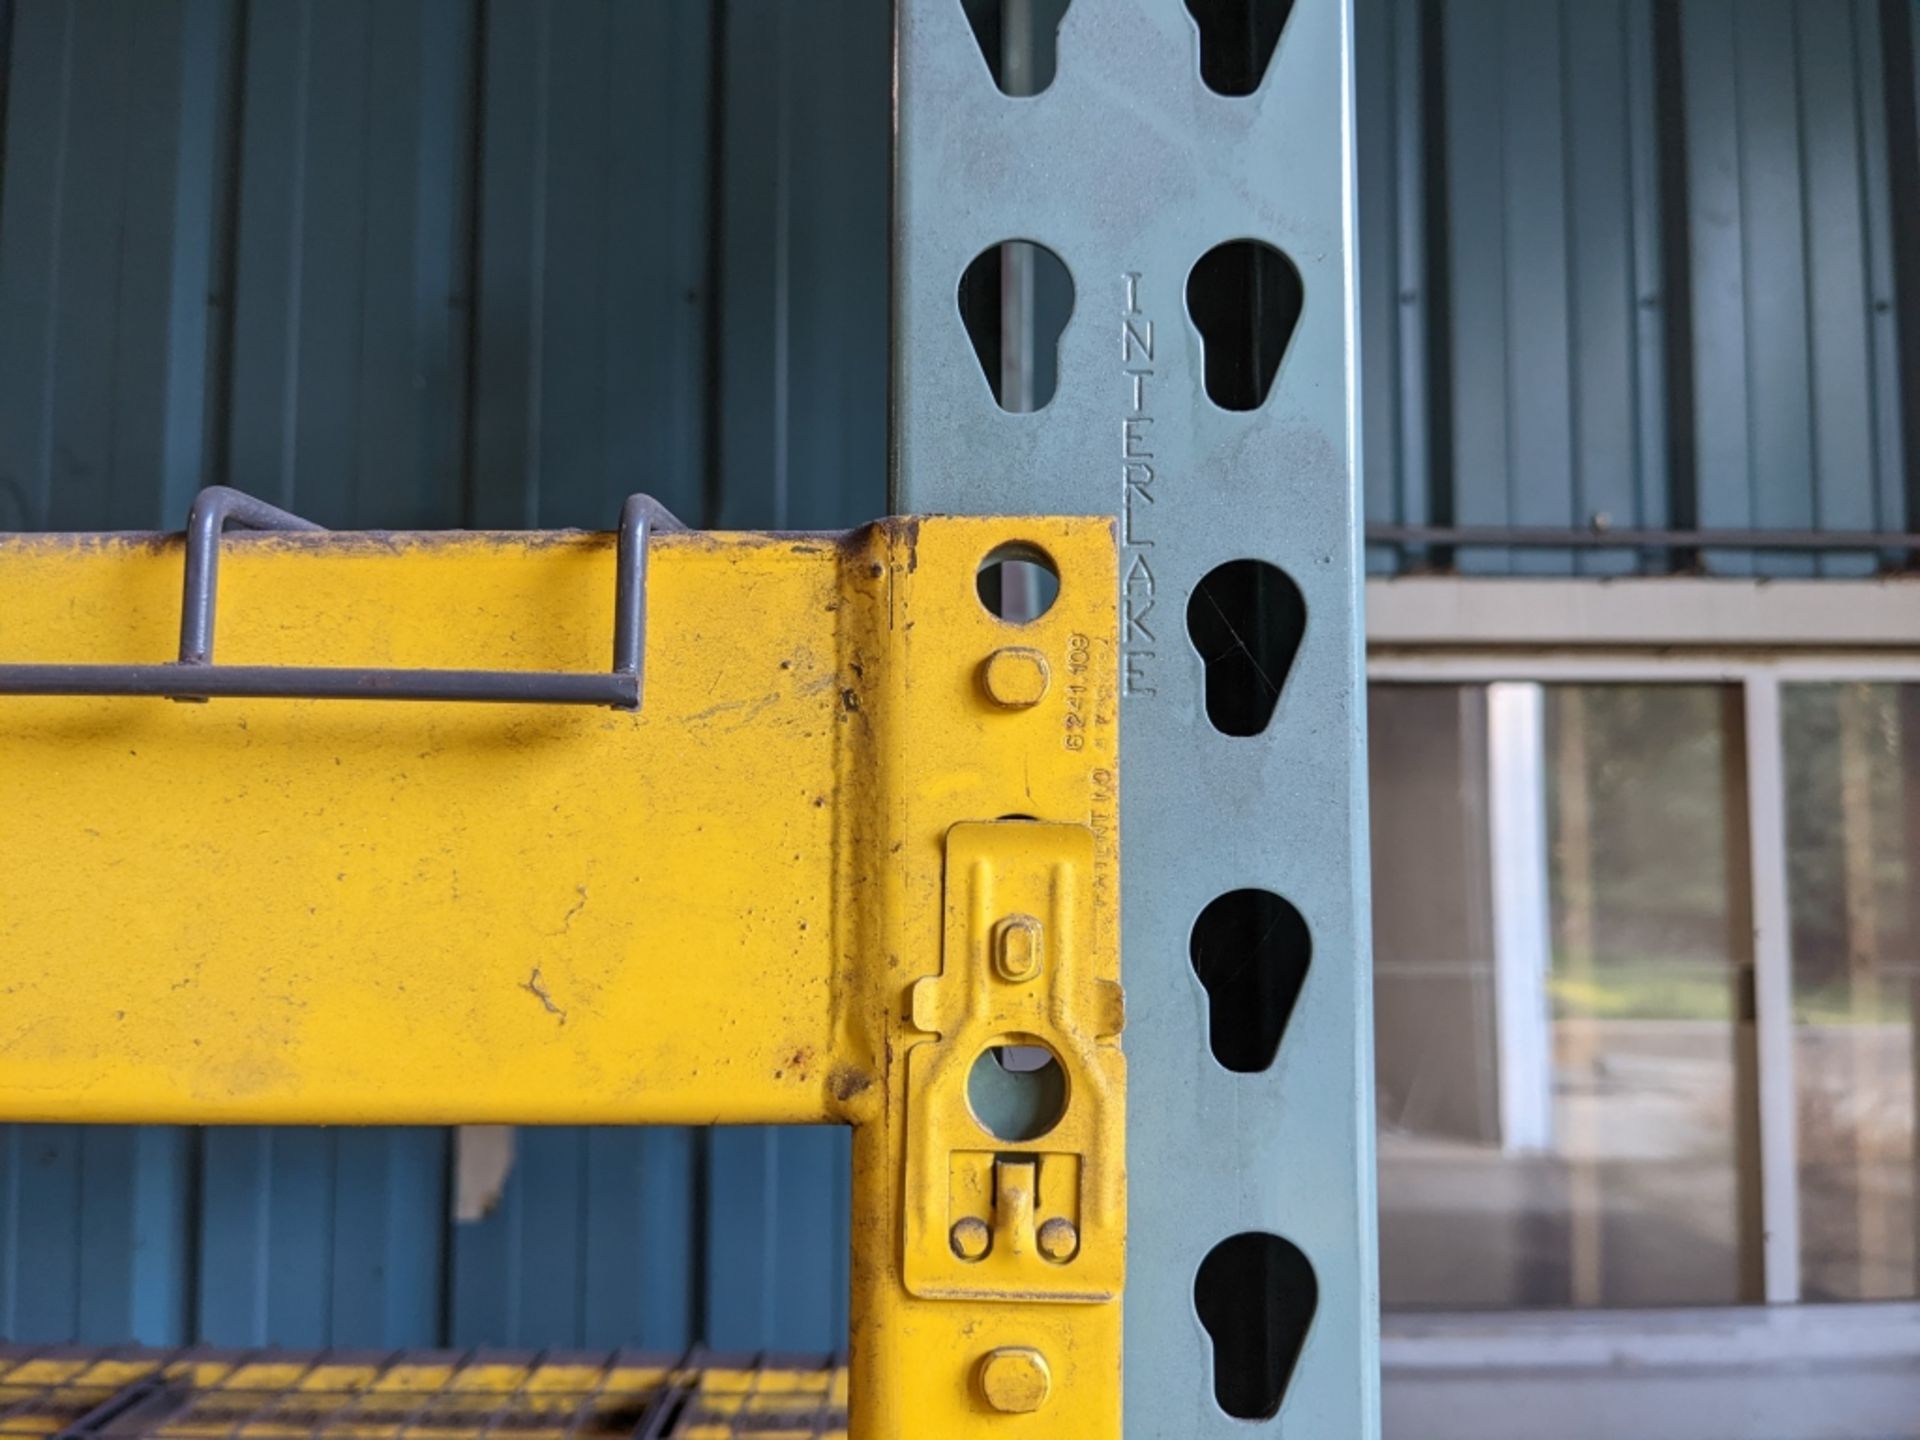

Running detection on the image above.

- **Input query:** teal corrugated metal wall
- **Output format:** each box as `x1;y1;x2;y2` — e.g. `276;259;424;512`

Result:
2;0;1919;1351
1358;0;1920;575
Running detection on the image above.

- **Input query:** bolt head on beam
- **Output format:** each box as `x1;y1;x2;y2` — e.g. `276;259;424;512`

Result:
978;1347;1051;1413
980;647;1050;708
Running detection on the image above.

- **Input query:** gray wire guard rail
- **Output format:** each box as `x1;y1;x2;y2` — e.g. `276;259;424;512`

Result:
0;487;683;710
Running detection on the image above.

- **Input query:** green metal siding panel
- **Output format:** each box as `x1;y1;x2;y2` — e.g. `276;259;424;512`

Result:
1680;0;1906;575
710;0;890;532
0;1128;193;1345
703;1128;853;1352
1356;0;1433;573
222;0;475;526
0;0;235;529
468;0;711;528
1436;0;1668;577
448;1127;698;1351
196;1129;448;1348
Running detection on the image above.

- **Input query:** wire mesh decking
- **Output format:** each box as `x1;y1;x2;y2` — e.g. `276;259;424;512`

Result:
0;1348;846;1440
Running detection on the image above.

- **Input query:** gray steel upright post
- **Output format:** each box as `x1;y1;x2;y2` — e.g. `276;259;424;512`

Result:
890;2;1379;1434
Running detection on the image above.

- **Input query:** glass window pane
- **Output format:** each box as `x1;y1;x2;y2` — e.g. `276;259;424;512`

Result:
1373;683;1753;1311
1785;682;1919;1302
1371;683;1505;1308
1542;684;1749;1308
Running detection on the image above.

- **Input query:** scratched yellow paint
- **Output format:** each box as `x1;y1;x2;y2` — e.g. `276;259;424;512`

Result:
0;513;1120;1437
838;518;1123;1438
0;526;864;1124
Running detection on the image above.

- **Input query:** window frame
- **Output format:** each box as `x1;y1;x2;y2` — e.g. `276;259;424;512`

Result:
1367;576;1920;1308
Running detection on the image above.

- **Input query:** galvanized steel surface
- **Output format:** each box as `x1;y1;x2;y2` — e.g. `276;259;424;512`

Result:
891;1;1376;1434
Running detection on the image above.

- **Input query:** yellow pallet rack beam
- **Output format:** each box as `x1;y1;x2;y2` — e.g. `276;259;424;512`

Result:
0;494;1121;1438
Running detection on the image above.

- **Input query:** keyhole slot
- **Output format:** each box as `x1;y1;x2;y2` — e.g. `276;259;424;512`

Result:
1185;240;1301;411
1186;559;1305;737
959;241;1075;412
1189;889;1309;1073
1194;1231;1317;1419
960;0;1073;96
1184;0;1295;97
